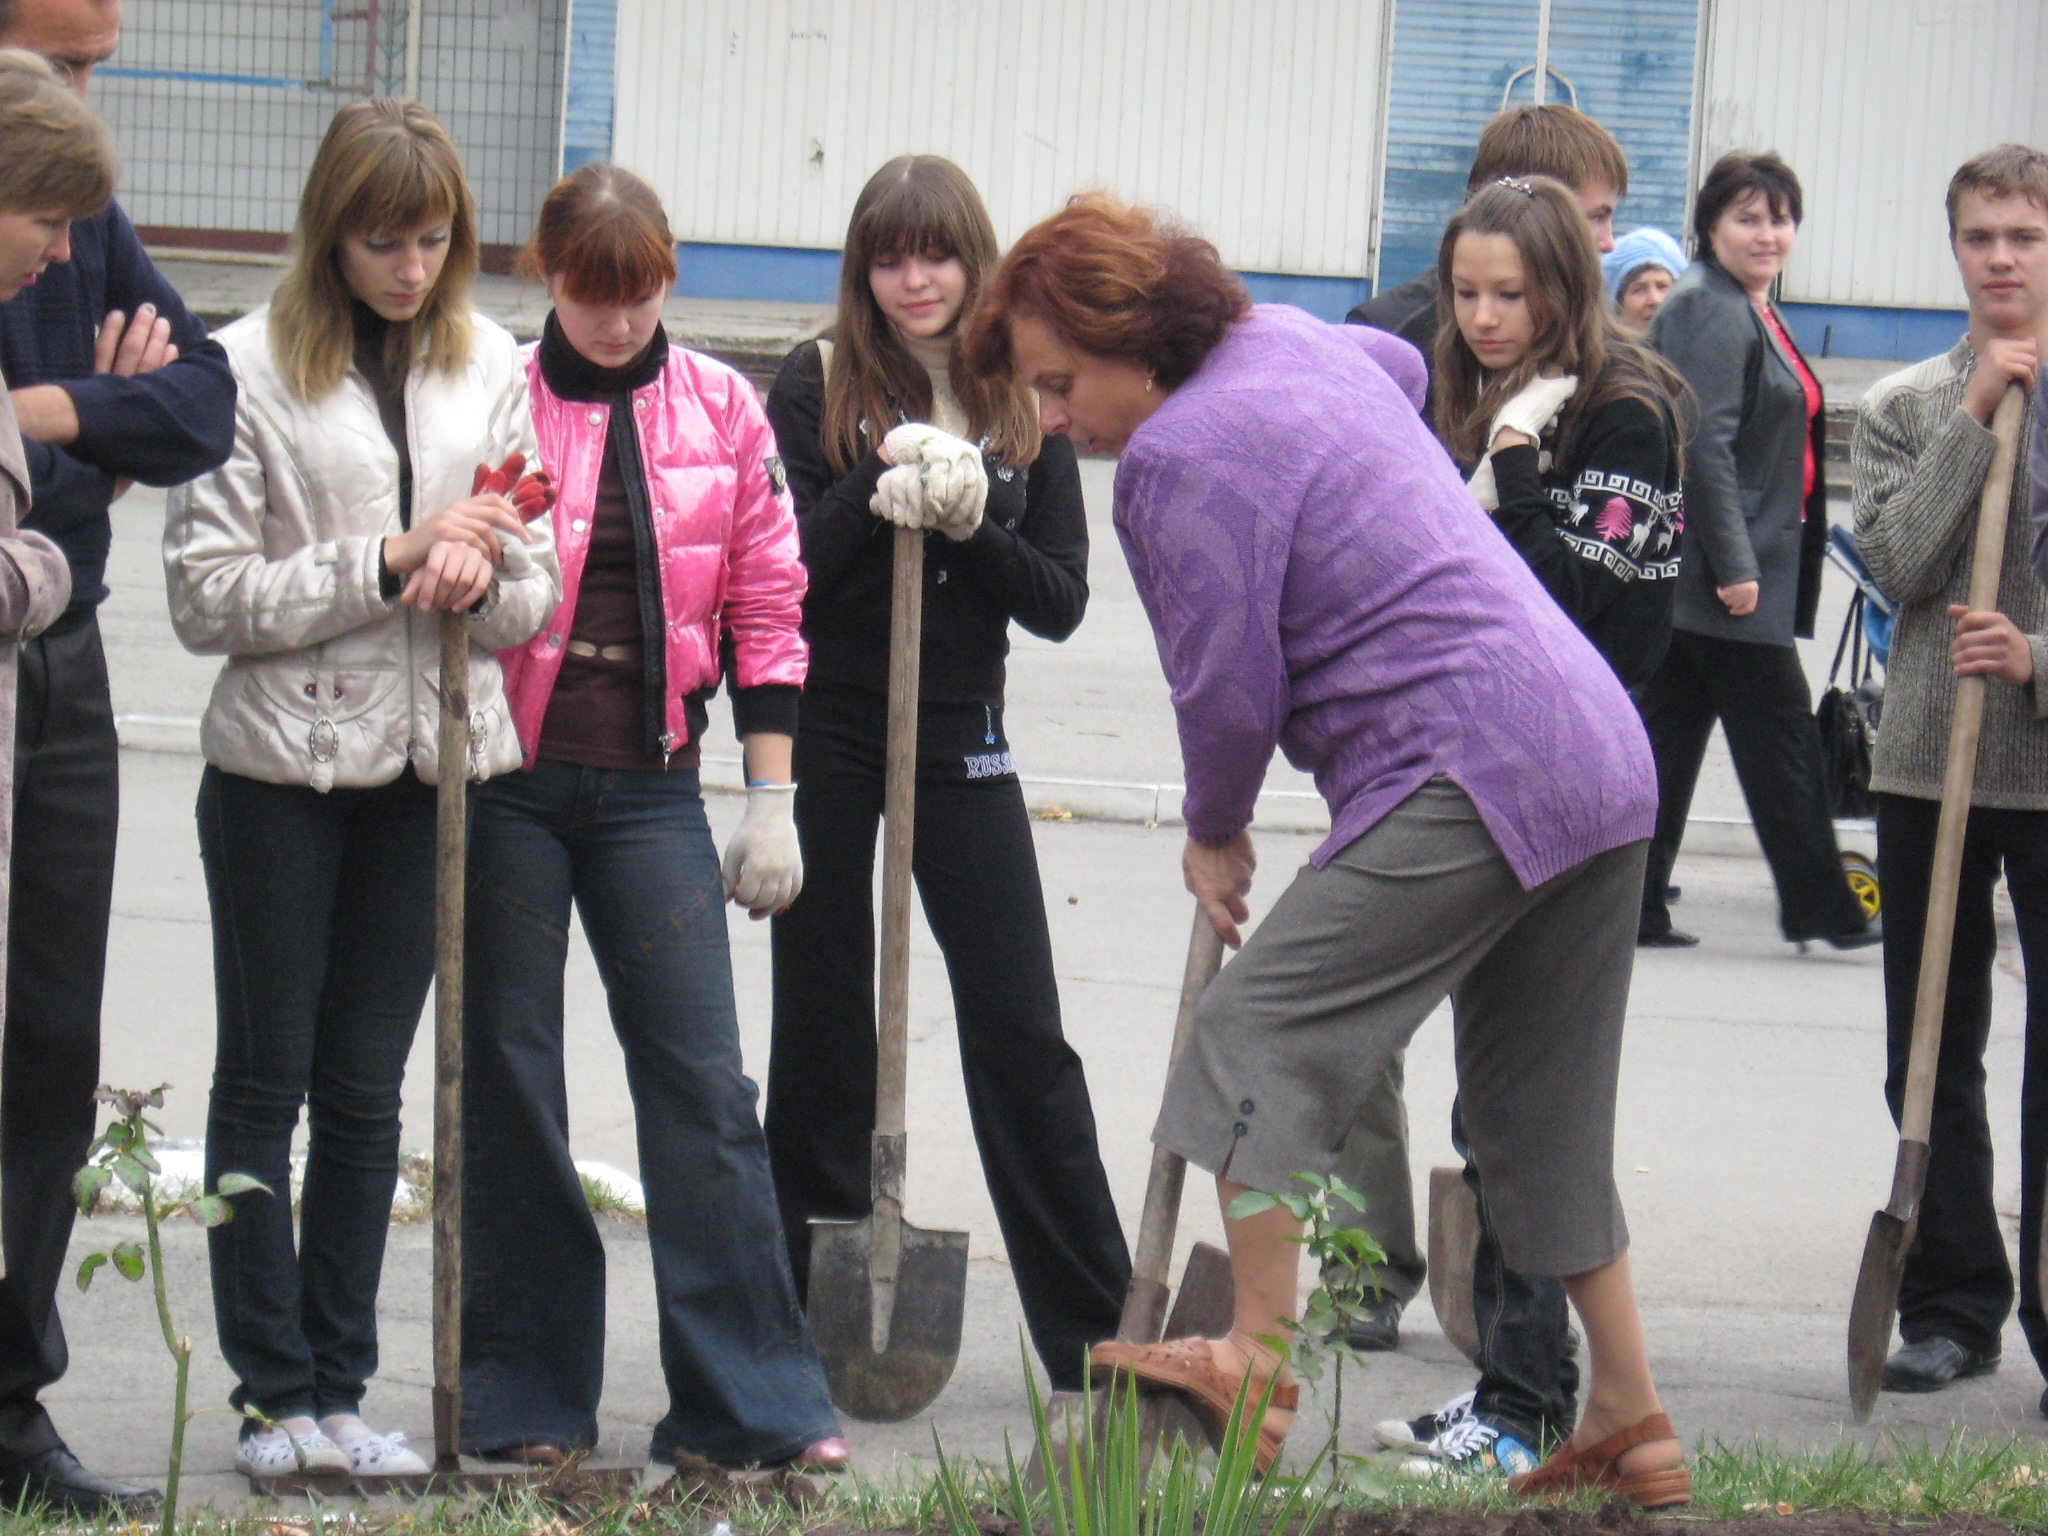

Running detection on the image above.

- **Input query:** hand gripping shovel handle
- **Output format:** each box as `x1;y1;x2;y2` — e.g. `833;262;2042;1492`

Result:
869;526;923;1353
432;610;469;1468
1118;908;1226;1343
1848;382;2026;1420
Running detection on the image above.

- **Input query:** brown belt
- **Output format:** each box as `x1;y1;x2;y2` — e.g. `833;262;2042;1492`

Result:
566;640;641;663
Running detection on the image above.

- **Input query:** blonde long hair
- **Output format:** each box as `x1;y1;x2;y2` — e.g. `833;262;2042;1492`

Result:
822;155;1040;475
269;99;478;401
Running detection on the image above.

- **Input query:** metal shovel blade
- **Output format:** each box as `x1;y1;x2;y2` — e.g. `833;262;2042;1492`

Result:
807;1214;969;1422
1846;1208;1911;1423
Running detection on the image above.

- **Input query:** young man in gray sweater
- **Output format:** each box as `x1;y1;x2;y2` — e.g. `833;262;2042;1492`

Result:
1852;143;2048;1404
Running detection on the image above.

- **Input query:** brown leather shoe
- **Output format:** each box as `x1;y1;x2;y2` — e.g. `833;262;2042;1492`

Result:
1088;1337;1296;1473
1508;1412;1690;1509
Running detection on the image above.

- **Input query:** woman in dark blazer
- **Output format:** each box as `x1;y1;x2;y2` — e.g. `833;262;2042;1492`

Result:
1636;153;1877;950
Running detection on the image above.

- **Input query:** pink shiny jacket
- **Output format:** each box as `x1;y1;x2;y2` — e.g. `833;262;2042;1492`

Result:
502;341;808;764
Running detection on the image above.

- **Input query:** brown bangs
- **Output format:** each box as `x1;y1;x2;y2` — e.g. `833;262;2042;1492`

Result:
269;99;479;400
520;162;677;306
821;155;1040;475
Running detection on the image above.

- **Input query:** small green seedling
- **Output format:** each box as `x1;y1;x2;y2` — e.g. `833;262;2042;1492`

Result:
73;1083;272;1534
1228;1172;1386;1479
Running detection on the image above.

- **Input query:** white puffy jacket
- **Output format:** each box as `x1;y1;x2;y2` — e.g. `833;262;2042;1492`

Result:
165;306;560;790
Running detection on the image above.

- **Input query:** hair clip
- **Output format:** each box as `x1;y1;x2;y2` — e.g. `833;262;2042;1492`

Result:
1496;176;1536;196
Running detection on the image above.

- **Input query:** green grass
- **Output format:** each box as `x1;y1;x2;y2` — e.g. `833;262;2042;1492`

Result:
5;1425;2048;1534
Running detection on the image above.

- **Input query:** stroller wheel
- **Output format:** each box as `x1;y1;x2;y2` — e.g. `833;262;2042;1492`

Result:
1842;851;1881;920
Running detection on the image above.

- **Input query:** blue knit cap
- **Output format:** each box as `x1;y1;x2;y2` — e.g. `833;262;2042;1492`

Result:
1602;227;1687;303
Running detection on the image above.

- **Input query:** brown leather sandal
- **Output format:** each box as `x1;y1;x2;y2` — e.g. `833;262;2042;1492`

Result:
1508;1412;1691;1509
1088;1337;1297;1474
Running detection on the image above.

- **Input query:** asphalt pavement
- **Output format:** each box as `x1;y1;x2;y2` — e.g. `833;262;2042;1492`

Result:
52;407;2044;1514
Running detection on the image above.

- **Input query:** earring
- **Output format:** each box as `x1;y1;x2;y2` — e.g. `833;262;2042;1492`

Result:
1144;373;1156;393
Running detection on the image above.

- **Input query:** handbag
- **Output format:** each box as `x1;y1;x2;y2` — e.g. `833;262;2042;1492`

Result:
1816;587;1881;819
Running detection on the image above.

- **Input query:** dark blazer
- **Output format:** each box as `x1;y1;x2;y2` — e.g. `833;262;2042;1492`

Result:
1650;258;1829;645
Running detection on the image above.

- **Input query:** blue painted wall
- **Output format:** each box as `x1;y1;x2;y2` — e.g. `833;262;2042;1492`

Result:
561;0;616;173
1779;302;1968;362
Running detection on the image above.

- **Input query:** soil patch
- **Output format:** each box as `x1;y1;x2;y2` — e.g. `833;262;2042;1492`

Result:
1333;1503;2026;1536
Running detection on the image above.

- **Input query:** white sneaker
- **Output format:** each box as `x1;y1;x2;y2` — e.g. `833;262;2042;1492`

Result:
1397;1415;1539;1481
320;1414;431;1476
1373;1388;1476;1454
237;1418;352;1477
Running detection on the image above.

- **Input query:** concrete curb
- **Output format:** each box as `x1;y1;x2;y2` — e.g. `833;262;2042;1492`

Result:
117;713;1863;851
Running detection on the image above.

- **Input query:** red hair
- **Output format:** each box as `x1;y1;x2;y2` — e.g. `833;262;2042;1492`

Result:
965;193;1248;385
520;162;676;306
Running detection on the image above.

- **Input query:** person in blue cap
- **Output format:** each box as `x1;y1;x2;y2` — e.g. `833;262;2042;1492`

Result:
1603;228;1687;330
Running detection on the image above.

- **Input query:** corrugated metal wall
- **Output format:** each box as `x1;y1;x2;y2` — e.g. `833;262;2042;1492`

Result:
613;0;1393;279
1697;0;2048;310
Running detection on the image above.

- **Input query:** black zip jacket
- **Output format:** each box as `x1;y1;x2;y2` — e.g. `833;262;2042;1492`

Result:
764;339;1088;705
1484;391;1683;689
0;201;235;614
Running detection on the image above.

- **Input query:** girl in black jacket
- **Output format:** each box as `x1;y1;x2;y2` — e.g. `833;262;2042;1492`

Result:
1437;175;1686;690
762;154;1130;1392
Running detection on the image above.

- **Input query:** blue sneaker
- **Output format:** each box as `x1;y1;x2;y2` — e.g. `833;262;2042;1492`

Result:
1398;1416;1538;1481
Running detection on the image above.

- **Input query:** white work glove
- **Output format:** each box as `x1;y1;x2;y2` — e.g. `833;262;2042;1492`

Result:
879;422;987;541
1465;373;1578;511
721;783;802;916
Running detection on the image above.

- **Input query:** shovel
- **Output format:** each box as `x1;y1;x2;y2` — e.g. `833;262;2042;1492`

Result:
1846;382;2027;1422
1029;906;1237;1482
806;526;970;1422
432;607;469;1472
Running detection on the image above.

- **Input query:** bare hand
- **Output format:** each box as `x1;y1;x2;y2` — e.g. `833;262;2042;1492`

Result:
398;540;494;612
1184;831;1256;949
1490;426;1536;452
9;384;78;445
93;306;178;377
1949;604;2035;684
1962;337;2038;425
1718;580;1760;616
384;494;528;576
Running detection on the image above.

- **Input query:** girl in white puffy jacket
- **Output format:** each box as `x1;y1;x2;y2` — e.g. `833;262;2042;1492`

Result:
163;99;559;1480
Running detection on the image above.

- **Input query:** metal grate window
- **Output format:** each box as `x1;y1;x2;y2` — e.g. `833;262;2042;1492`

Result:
95;0;568;255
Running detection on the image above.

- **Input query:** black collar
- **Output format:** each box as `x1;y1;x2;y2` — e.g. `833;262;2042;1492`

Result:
537;310;668;402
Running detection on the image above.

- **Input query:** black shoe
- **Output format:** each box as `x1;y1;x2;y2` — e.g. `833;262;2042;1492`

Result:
1339;1294;1403;1352
1665;885;1682;903
1824;917;1883;951
1637;926;1700;948
1881;1336;1999;1393
0;1445;161;1515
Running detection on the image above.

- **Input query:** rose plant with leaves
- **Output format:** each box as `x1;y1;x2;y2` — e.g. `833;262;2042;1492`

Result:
73;1084;271;1533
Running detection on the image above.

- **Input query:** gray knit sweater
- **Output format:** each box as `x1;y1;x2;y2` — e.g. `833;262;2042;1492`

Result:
1852;339;2048;808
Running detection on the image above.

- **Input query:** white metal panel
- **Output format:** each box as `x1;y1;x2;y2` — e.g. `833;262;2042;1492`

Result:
614;0;1391;277
1697;0;2048;310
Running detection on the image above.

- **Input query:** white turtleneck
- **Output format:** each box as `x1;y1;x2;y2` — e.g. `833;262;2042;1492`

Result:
899;330;969;439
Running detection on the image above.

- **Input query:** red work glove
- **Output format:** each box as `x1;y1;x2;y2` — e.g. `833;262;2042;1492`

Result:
509;470;555;523
470;451;528;498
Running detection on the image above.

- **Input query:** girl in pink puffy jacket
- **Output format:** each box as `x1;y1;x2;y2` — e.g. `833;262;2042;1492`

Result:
461;164;845;1472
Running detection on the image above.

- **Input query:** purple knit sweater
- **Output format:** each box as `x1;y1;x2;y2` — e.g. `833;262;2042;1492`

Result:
1113;305;1656;890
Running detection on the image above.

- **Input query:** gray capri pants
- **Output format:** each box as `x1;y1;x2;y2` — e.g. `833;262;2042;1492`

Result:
1154;777;1645;1278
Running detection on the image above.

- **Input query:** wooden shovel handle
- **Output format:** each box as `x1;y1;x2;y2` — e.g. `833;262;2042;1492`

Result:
876;528;923;1166
1119;907;1226;1342
1898;384;2026;1150
432;609;469;1468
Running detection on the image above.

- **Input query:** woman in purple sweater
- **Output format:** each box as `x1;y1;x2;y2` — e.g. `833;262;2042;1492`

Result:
967;196;1685;1505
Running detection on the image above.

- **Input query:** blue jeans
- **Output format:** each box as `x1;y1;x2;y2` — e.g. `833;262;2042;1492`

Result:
198;764;436;1426
460;760;839;1465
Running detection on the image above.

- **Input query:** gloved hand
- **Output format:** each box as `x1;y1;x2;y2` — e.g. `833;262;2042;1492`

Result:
881;422;986;541
1490;372;1578;446
1466;373;1578;511
721;782;802;917
870;463;932;530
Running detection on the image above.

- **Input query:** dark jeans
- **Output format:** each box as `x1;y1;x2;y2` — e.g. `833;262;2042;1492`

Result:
198;764;436;1424
766;686;1130;1391
0;616;116;1461
461;760;839;1465
1877;792;2048;1370
1454;1103;1577;1449
1639;629;1865;941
